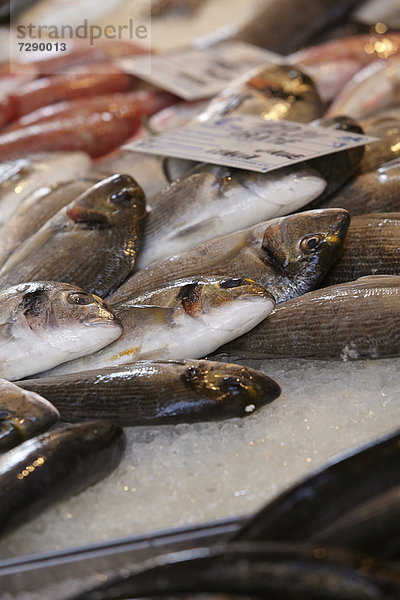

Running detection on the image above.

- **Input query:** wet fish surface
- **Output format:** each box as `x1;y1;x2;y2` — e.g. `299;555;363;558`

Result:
138;163;328;268
320;158;400;215
0;174;147;298
70;540;400;600
0;176;101;266
0;281;122;380
0;420;125;538
233;427;400;547
0;379;59;453
18;359;281;426
110;209;350;305
0;151;92;229
42;277;275;377
217;276;400;360
324;213;400;285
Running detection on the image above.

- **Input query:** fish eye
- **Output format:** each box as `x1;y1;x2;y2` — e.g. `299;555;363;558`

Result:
220;278;243;288
300;234;323;252
110;189;134;204
67;292;93;306
0;410;11;421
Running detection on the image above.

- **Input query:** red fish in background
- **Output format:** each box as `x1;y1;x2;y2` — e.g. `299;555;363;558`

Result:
0;90;176;159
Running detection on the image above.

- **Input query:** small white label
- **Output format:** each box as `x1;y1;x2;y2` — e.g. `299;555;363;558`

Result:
119;41;283;100
125;114;378;173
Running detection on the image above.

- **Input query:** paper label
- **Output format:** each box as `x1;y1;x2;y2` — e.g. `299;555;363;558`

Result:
125;114;378;173
119;41;283;100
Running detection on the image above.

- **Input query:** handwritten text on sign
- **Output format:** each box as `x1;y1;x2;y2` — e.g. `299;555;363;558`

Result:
125;114;378;173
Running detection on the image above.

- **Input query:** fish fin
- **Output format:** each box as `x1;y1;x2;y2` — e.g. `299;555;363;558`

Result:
66;206;110;229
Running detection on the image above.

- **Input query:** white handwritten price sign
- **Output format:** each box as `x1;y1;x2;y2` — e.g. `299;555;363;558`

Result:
119;41;282;100
125;114;378;173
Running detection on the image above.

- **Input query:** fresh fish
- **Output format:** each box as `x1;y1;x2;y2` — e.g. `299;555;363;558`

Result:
0;90;175;160
9;61;135;119
0;174;147;297
0;177;101;266
327;56;400;120
0;151;92;229
0;281;122;380
324;213;400;285
69;541;400;600
163;63;324;181
193;63;322;124
359;109;400;173
233;427;400;544
229;0;364;54
42;277;275;377
218;275;400;360
0;420;125;538
4;92;159;132
290;33;400;103
0;378;59;453
321;158;400;215
111;208;350;305
138;163;328;268
18;359;281;425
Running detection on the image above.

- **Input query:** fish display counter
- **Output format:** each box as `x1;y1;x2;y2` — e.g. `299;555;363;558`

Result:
0;0;400;599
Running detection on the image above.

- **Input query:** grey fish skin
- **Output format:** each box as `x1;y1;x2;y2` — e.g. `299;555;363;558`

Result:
233;427;400;545
0;420;125;539
324;213;400;285
218;275;400;360
0;176;101;267
0;379;59;453
0;174;147;298
110;209;350;305
70;541;400;600
0;281;122;380
17;359;281;426
320;159;400;215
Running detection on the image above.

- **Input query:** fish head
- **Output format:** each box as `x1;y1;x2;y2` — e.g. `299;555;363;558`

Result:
176;276;275;337
181;361;281;417
66;174;146;228
261;209;350;292
0;379;59;451
17;282;122;356
244;64;323;122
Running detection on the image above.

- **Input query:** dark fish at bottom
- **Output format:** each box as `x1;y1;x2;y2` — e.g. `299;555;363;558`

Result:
233;427;400;545
17;360;281;426
70;541;400;600
0;379;59;453
0;420;125;538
